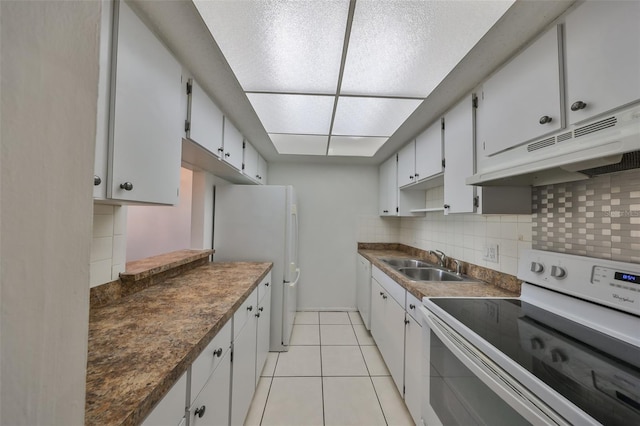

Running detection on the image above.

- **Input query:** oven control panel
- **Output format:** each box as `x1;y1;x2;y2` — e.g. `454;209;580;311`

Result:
519;250;640;316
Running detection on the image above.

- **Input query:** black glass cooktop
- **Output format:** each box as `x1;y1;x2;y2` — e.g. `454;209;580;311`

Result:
430;298;640;425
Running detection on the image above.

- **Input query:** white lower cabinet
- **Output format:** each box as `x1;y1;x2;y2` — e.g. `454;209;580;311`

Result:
356;255;372;330
141;372;187;426
404;306;422;425
371;278;406;395
188;350;231;426
231;272;272;425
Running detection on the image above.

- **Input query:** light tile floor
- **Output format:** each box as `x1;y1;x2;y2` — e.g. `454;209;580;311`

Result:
244;311;414;426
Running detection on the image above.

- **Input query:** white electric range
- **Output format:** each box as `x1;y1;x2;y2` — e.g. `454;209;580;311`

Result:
419;249;640;425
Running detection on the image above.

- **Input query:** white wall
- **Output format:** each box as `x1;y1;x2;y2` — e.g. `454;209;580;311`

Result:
268;163;378;310
1;1;100;424
126;168;194;261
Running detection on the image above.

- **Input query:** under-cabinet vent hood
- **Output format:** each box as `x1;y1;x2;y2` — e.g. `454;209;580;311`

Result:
467;103;640;186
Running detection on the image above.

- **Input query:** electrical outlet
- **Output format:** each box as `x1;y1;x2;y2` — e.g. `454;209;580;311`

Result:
483;243;499;263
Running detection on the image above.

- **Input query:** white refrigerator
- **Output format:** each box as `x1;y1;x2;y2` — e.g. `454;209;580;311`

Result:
213;185;299;352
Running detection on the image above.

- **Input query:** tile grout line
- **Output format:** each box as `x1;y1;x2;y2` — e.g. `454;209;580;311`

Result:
351;313;390;426
318;312;326;426
258;353;278;426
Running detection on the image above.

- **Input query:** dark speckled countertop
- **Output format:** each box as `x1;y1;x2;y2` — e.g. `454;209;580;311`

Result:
85;261;272;426
358;246;519;300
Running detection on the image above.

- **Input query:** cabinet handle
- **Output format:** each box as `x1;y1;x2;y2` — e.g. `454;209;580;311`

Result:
404;319;410;325
414;173;419;178
265;282;269;287
443;204;450;209
255;312;261;318
217;147;224;153
120;182;133;191
383;210;389;213
213;348;223;358
570;101;587;111
258;306;264;312
247;305;253;312
409;303;415;310
94;175;102;186
194;406;206;418
539;115;552;124
225;152;231;158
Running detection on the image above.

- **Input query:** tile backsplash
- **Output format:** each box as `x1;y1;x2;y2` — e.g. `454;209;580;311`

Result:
90;204;127;287
533;168;640;263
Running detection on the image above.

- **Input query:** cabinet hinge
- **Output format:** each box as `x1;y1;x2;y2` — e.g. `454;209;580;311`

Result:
473;196;479;208
184;120;190;133
242;141;246;149
441;118;445;131
472;94;478;109
242;163;245;171
395;153;399;162
441;158;445;169
403;385;406;396
230;350;234;363
396;207;399;213
186;80;192;95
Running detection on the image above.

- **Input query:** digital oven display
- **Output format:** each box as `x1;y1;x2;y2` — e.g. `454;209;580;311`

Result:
614;272;639;284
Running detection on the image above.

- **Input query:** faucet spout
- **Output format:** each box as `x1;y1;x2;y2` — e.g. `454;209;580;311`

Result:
430;250;447;267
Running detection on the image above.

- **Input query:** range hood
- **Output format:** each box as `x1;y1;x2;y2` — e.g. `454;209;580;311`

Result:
467;103;640;186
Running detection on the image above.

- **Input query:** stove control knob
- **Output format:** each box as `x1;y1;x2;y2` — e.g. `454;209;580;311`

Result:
551;265;567;279
530;262;544;273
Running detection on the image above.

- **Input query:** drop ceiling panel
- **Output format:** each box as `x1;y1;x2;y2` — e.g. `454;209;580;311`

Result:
328;136;387;157
194;0;349;94
341;0;515;97
333;97;423;137
270;134;329;156
247;93;334;134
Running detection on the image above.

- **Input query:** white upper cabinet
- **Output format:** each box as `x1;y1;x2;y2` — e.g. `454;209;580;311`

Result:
415;119;443;181
243;141;259;182
379;156;397;216
397;141;416;188
222;118;244;171
187;78;224;155
257;155;268;184
476;25;563;157
565;1;640;125
107;0;182;205
443;96;475;214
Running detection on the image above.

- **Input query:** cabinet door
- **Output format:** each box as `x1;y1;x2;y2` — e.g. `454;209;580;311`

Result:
379;156;397;216
223;118;244;171
231;310;257;426
443;96;476;214
189;351;231;426
188;79;224;155
142;372;187;426
356;255;372;330
565;1;640;125
370;279;405;395
256;277;271;384
404;314;422;425
415;120;443;181
257;155;268;184
477;25;562;157
397;141;416;187
109;0;182;205
243;142;259;183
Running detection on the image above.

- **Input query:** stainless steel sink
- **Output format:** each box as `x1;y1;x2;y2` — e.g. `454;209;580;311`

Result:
397;267;464;282
380;258;434;268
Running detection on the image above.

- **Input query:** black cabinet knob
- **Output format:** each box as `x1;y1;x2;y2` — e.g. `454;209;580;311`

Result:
247;305;253;312
213;348;223;358
225;152;231;157
265;282;269;287
217;147;224;153
195;406;206;418
120;182;133;191
539;115;552;124
94;175;102;186
259;307;264;312
570;101;587;111
444;204;450;209
255;312;261;318
383;210;389;213
404;319;410;325
409;304;415;310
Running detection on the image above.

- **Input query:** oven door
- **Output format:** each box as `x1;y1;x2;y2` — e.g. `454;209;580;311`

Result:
419;306;569;426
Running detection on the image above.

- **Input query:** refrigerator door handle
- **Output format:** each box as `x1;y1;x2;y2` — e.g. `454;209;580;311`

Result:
285;268;301;287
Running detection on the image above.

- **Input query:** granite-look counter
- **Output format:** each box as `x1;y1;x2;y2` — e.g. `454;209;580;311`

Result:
85;261;272;426
358;247;519;300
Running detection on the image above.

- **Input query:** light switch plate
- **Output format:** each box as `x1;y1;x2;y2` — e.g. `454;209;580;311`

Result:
483;243;499;263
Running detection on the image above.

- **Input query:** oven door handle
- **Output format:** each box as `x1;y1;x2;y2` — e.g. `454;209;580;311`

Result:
422;308;571;426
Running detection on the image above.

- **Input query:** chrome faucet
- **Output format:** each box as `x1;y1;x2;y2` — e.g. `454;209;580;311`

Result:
430;250;446;267
452;259;462;276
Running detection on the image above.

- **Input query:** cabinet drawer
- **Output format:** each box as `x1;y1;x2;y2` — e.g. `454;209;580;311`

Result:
190;319;232;404
257;272;272;304
406;292;422;322
372;266;406;308
234;287;258;340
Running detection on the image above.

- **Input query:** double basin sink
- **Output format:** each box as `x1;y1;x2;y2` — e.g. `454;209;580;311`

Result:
380;258;477;283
